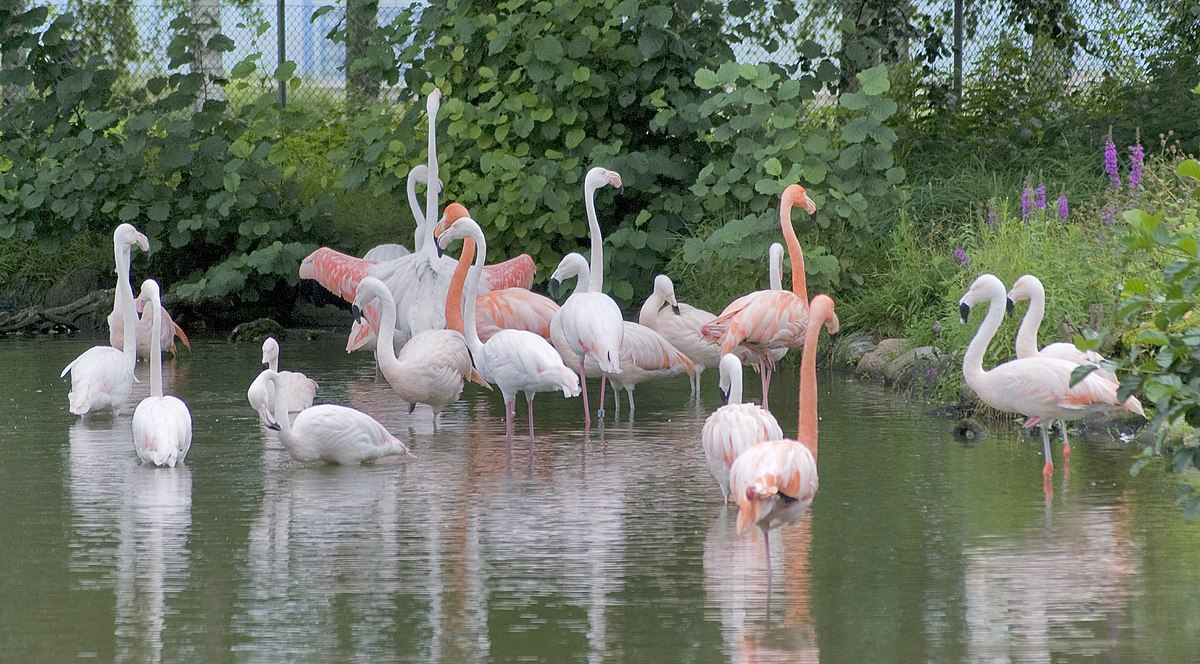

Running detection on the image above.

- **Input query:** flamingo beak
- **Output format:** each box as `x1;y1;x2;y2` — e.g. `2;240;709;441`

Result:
1005;298;1015;317
720;385;730;405
266;420;281;432
352;304;363;323
671;304;681;315
261;362;269;371
549;278;561;299
959;302;971;324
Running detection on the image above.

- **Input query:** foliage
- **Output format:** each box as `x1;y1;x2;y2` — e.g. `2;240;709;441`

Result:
0;4;333;316
1116;153;1200;516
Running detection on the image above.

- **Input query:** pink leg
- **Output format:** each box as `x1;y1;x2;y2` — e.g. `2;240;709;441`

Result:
763;530;773;588
527;394;536;440
505;399;515;439
579;358;591;427
598;373;608;422
761;364;772;410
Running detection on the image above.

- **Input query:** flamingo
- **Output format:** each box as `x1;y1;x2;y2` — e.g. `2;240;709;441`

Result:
437;203;559;341
700;185;818;409
754;242;790;409
550;252;694;418
438;217;581;439
729;294;838;584
1008;273;1127;463
104;224;191;359
701;354;784;503
351;276;488;426
260;369;411;464
638;274;721;395
131;279;193;467
60;225;143;415
549;166;625;426
959;274;1145;478
247;337;318;427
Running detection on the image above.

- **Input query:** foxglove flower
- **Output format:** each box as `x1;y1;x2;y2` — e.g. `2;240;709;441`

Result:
1056;195;1069;220
1104;132;1121;188
1034;184;1047;210
1129;141;1144;193
1021;185;1032;220
954;247;970;269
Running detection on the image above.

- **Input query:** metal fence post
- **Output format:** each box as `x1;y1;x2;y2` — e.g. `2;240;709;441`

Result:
277;0;286;109
953;0;963;109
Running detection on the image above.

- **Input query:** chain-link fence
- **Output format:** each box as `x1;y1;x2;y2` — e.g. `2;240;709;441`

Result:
41;1;1168;109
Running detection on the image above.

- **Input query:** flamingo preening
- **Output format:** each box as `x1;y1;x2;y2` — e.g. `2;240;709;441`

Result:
701;354;784;503
131;279;193;468
639;274;721;396
959;274;1144;478
549;167;626;427
438;216;580;439
246;337;318;428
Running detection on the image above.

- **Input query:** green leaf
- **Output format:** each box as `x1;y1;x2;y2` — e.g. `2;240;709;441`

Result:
564;128;585;149
695;68;719;90
763;157;782;176
856;64;890;95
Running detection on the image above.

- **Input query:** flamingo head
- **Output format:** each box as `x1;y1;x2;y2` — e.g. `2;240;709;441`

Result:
434;203;471;240
735;483;776;535
1006;274;1043;305
436;215;482;251
260;336;279;366
425;87;442;115
585;167;623;193
114;223;150;254
959;273;1006;323
135;278;160;313
549;252;588;299
653;275;679;314
782;184;818;221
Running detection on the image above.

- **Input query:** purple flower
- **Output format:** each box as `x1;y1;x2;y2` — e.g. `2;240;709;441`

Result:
1021;185;1032;220
1056;195;1069;220
925;367;938;379
954;247;970;269
986;209;997;230
1129;141;1144;193
1034;184;1046;210
933;323;943;337
1104;133;1121;188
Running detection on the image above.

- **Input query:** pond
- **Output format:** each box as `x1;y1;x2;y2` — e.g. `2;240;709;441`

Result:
2;333;1198;662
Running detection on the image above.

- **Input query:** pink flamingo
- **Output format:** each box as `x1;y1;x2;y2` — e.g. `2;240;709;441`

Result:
549;167;625;426
131;279;193;467
550;252;694;419
701;354;784;502
437;203;559;341
730;294;838;584
639;274;721;395
352;274;489;427
959;274;1145;478
438;216;580;439
700;185;818;409
246;337;318;427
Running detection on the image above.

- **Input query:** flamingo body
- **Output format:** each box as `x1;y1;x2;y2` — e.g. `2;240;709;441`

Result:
701;355;783;502
61;346;136;415
247;337;317;427
640;274;721;394
131;279;193;467
730;440;819;536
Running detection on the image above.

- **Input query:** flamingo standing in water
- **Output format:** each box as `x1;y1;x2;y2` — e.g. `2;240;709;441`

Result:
730;294;838;583
247;337;318;427
959;274;1145;478
1008;273;1129;462
131;279;193;467
61;225;144;415
701;354;784;502
701;185;818;410
550;253;694;419
261;369;411;464
436;203;559;341
352;276;488;427
550;167;625;426
639;274;721;396
104;224;190;359
438;217;580;439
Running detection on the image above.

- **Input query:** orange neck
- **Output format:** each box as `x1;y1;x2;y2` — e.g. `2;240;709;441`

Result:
444;237;475;334
781;190;807;302
798;295;834;461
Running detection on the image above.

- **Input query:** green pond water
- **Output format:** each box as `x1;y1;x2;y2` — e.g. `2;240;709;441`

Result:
2;333;1199;663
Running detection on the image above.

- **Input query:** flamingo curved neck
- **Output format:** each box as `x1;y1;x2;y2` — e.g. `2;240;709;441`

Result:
445;238;475;334
268;372;297;444
420;99;440;257
639;289;665;323
798;305;828;460
115;243;137;367
780;195;807;300
407;169;426;253
727;362;744;405
370;282;402;372
769;248;783;291
584;182;605;293
148;296;163;398
1014;285;1046;358
267;355;279;373
571;263;590;296
963;285;1006;385
461;229;487;359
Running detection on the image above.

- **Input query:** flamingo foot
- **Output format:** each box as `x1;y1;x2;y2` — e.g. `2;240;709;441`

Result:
1063;442;1071;462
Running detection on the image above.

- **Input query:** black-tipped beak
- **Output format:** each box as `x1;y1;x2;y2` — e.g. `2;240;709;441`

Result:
671;304;681;315
808;211;817;224
352;304;363;323
959;302;971;324
261;362;269;371
1005;298;1014;317
829;331;840;346
266;420;281;431
720;386;730;405
549;278;560;299
435;243;444;258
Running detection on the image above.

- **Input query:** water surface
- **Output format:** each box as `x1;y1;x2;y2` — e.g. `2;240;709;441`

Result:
2;334;1198;662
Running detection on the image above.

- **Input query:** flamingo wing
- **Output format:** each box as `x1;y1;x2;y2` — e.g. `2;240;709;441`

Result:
132;395;193;467
291;404;409;464
476;288;559;341
482;253;536;291
701;290;809;354
299;247;372;302
702;403;784;499
730;439;818;535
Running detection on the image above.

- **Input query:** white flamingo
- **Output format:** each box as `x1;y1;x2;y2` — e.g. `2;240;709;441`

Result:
549;167;625;426
261;369;411;464
438;217;581;439
61;225;143;415
701;354;784;503
551;253;694;418
104;224;189;358
352;276;487;426
131;279;193;467
247;337;318;427
638;274;721;395
959;274;1144;478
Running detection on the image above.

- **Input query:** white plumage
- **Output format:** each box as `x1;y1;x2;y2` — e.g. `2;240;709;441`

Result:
247;337;317;427
701;355;784;502
131;279;193;468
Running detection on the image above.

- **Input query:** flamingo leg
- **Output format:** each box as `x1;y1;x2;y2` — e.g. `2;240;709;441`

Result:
627;387;636;419
760;363;771;411
610;380;620;418
505;399;515;439
1041;425;1054;479
579;357;591;427
527;394;536;441
598;372;608;422
1059;420;1071;463
763;529;773;588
